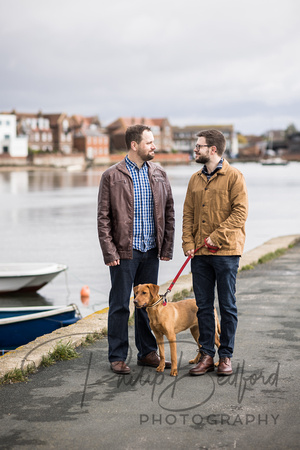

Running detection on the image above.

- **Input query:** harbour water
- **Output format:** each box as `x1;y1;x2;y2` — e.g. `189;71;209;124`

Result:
0;162;299;316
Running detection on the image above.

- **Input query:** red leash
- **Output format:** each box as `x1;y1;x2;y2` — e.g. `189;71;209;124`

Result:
161;238;219;304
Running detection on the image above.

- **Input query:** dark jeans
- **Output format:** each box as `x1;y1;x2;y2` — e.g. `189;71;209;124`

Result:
108;248;158;363
191;255;240;358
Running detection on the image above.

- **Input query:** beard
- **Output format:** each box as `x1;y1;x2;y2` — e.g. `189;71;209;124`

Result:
138;149;155;162
145;153;155;161
195;154;210;164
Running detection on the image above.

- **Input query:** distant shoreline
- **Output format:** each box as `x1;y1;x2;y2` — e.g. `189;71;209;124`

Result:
0;155;298;172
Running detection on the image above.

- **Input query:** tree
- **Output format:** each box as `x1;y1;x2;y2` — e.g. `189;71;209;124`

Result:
237;133;248;145
285;123;298;138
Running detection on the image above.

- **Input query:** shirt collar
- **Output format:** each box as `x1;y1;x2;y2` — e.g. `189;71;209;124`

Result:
125;155;147;170
202;158;224;177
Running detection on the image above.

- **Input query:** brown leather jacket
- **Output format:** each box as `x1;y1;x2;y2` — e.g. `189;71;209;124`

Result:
182;159;248;256
97;159;175;264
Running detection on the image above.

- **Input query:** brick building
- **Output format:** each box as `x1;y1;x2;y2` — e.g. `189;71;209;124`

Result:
43;113;73;154
71;115;109;160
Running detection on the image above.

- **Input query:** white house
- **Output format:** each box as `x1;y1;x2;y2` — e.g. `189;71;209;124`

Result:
0;114;28;157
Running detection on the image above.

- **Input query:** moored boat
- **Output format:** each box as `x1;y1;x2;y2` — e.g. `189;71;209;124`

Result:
261;157;289;166
0;263;68;294
0;304;82;353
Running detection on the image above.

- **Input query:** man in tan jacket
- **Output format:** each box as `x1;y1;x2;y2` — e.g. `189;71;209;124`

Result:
182;129;248;376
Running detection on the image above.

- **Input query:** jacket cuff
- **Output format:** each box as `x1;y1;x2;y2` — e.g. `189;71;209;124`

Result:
104;252;120;265
182;244;195;254
209;232;222;249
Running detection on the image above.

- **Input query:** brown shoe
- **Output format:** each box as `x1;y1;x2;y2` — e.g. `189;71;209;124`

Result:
110;361;131;374
217;357;232;376
189;352;214;376
137;351;171;369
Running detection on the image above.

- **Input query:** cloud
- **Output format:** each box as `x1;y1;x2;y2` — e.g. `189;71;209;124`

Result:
1;0;300;134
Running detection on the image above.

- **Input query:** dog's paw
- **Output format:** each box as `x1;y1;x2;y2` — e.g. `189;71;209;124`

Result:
170;369;178;377
189;354;201;364
156;365;165;373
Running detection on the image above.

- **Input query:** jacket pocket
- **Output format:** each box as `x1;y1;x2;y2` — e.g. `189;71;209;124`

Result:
112;179;127;185
222;229;237;249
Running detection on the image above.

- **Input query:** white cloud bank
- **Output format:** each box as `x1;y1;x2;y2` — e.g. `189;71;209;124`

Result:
1;0;299;134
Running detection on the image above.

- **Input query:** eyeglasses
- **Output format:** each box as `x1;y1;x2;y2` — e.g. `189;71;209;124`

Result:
195;144;210;150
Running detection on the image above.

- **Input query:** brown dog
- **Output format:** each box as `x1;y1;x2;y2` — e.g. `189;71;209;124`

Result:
133;283;221;377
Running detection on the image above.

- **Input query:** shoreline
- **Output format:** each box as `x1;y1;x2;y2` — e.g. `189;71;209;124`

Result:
1;155;299;172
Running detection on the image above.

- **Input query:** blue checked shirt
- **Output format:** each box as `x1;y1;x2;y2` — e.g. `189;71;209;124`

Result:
202;158;224;180
125;156;156;252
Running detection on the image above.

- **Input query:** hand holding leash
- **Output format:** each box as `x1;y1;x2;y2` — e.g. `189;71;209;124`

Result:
204;237;219;253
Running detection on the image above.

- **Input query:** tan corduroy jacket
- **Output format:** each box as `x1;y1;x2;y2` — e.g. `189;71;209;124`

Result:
182;159;248;256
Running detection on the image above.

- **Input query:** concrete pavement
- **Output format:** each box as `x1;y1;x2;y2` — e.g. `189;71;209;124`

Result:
0;235;300;449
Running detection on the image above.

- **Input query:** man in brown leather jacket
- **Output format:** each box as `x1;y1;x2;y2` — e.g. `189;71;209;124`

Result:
98;124;175;374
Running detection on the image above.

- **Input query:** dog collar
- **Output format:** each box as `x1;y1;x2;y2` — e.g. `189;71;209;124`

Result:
146;295;167;308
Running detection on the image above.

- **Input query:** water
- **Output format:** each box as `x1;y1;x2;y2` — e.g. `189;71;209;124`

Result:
1;162;299;315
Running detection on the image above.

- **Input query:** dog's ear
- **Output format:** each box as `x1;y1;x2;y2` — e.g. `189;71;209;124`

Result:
133;285;139;296
148;284;160;298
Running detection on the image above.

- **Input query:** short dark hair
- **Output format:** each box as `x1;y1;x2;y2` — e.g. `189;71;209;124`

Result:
196;129;226;156
125;124;151;150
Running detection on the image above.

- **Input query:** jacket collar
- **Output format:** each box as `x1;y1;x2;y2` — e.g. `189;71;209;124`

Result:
116;158;130;176
217;158;229;175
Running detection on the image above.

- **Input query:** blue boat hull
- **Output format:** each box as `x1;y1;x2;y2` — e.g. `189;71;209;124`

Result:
0;305;81;352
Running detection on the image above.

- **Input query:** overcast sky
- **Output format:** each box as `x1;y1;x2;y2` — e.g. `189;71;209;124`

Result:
1;0;299;135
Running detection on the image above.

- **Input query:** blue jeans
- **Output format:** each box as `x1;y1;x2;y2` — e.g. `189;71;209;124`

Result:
191;255;240;358
108;248;158;362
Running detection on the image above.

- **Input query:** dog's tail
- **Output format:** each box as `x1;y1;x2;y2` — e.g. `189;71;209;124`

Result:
215;309;221;335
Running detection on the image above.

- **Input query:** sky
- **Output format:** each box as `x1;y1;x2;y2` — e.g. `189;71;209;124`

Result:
1;0;300;135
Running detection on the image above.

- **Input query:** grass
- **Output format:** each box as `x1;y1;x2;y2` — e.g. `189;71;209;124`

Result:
1;330;109;385
257;248;287;264
0;364;36;385
128;315;135;326
240;247;290;271
41;341;80;367
83;329;107;346
240;264;255;271
172;288;193;302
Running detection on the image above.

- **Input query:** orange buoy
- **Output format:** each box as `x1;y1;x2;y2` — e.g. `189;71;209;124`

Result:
80;285;90;305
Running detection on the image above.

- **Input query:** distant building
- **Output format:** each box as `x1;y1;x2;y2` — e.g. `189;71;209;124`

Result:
43;113;73;154
287;132;300;155
12;110;73;154
71;115;109;160
265;130;286;149
14;111;54;152
172;124;238;157
238;135;266;159
106;117;173;152
0;114;28;157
